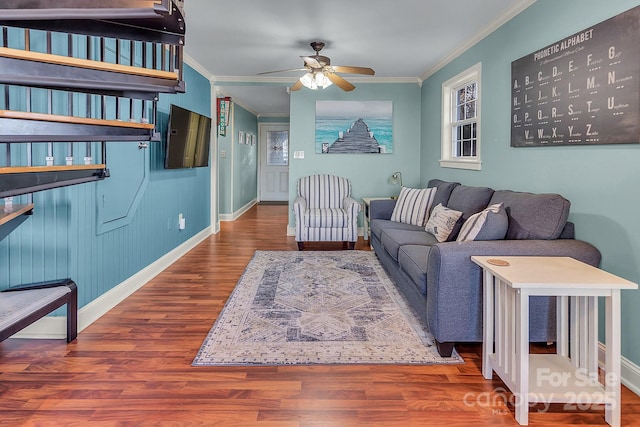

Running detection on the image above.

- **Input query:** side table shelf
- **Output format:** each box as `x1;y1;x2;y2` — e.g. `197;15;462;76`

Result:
472;256;637;427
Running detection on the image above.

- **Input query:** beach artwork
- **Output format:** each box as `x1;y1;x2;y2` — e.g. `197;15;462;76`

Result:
315;101;393;154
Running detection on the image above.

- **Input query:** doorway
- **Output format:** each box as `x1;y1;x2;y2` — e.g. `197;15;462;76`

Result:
259;123;289;202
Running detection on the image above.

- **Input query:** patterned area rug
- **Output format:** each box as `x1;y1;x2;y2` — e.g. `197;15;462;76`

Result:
192;250;463;366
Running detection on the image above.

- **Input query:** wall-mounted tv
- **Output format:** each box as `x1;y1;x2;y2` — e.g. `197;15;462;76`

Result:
165;104;211;169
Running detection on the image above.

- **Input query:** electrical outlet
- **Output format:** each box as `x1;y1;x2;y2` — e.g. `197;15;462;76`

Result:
220;150;227;158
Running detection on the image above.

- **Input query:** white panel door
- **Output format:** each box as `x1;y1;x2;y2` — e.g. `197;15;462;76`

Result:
259;124;289;202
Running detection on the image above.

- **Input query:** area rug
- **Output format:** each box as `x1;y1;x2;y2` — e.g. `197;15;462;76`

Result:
192;250;463;366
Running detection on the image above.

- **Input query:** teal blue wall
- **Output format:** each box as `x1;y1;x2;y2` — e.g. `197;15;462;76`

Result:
1;62;212;311
420;0;640;365
217;102;258;215
233;104;258;211
288;83;422;227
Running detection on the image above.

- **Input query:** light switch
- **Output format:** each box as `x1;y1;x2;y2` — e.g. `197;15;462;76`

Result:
220;150;227;158
293;151;304;159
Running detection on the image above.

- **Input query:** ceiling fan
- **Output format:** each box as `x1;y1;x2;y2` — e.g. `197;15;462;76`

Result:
258;41;375;92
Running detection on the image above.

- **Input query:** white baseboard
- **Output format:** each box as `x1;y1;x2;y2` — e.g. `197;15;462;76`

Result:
219;199;257;222
12;227;212;340
599;342;640;397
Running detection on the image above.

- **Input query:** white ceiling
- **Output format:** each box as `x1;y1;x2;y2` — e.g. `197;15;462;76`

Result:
182;0;535;116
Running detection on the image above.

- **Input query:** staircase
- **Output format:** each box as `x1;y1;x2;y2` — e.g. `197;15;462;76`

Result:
0;0;186;240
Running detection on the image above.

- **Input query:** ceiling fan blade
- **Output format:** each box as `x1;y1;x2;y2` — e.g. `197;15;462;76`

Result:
257;67;307;75
301;56;322;68
326;72;355;92
331;65;375;75
290;80;303;91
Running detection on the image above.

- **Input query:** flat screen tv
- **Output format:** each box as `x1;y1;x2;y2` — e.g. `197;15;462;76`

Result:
165;104;211;169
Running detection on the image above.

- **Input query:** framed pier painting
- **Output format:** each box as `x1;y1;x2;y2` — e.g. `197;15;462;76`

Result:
315;100;393;154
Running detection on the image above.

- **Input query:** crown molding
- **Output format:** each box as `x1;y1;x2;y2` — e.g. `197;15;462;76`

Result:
215;91;291;119
212;75;419;85
214;87;259;116
419;0;536;82
183;52;214;80
258;112;290;119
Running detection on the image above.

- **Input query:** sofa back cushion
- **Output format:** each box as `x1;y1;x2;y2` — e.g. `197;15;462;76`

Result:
489;190;570;240
426;179;459;209
443;185;494;241
446;185;494;219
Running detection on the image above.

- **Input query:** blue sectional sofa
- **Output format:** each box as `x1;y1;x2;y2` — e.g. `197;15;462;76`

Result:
369;179;602;357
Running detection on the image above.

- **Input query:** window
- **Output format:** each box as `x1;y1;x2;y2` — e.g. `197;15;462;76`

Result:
441;63;482;170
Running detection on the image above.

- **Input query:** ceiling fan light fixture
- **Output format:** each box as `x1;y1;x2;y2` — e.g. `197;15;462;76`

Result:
299;72;316;89
316;72;333;89
299;71;333;90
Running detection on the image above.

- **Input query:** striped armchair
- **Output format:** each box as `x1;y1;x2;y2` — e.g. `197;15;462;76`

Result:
293;174;361;250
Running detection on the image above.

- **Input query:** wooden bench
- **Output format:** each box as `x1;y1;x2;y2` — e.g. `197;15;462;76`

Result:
0;279;78;343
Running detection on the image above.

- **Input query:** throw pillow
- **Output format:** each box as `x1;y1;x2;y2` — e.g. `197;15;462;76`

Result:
456;202;508;242
425;203;463;242
390;187;437;226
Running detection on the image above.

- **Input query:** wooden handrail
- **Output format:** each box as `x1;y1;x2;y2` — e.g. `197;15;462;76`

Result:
0;164;107;174
0;47;178;81
0;110;154;129
0;203;34;226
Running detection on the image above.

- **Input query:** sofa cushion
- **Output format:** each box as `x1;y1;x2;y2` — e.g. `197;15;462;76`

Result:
397;245;431;297
390;187;436;226
427;179;460;209
456;202;508;242
380;228;438;261
370;219;424;242
489;190;570;240
425;203;463;242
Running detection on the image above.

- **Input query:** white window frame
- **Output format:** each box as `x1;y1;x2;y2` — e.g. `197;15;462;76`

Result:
440;62;482;170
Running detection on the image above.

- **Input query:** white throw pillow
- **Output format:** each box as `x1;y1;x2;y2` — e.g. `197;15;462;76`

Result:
390;187;437;226
456;203;508;242
425;203;463;242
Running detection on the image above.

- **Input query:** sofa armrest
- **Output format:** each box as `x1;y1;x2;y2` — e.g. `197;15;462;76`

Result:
370;199;397;220
426;239;602;342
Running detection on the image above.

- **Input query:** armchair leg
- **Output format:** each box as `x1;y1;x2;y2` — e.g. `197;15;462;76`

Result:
297;242;304;251
346;241;355;250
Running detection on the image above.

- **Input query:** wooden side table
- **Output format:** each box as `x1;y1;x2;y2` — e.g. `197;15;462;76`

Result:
471;256;637;426
361;197;391;242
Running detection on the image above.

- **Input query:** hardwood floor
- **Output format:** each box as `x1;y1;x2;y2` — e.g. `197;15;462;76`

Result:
1;204;639;426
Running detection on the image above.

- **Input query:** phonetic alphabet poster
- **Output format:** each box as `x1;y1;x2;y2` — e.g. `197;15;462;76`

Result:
511;5;640;147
